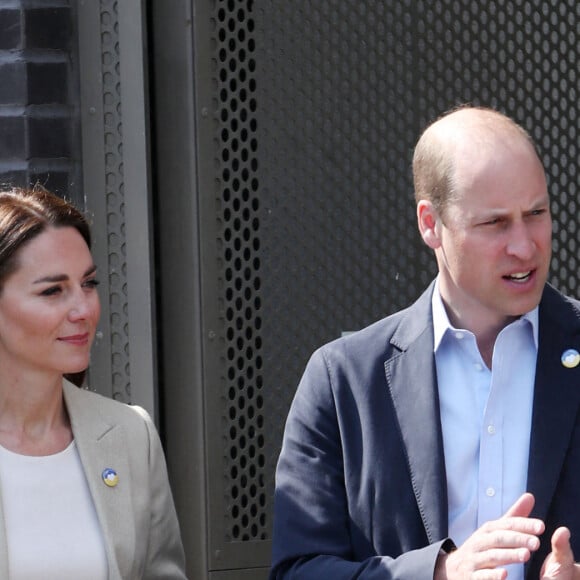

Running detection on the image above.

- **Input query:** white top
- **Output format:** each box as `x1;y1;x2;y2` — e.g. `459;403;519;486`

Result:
432;280;537;580
0;440;108;580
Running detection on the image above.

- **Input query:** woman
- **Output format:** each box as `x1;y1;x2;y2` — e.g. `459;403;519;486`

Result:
0;187;187;579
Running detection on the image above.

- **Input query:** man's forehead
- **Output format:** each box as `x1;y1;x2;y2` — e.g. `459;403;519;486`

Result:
447;190;550;215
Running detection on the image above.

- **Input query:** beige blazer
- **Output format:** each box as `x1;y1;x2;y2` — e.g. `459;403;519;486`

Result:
0;379;187;579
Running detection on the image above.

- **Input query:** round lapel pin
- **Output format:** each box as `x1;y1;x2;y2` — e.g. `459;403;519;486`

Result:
102;467;119;487
561;349;580;369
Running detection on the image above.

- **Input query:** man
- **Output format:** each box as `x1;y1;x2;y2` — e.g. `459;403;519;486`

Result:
269;106;580;579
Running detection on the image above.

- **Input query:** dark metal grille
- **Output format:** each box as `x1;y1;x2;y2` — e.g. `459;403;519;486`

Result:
213;0;266;543
208;0;580;562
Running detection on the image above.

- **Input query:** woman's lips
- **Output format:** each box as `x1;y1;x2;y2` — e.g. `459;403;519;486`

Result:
58;333;90;345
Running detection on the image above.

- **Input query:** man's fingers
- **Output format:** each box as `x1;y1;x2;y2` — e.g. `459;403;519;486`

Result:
540;527;575;579
480;515;544;537
550;526;572;555
471;571;508;580
471;546;533;568
442;495;546;580
447;545;522;580
471;529;540;551
487;492;544;538
504;492;535;518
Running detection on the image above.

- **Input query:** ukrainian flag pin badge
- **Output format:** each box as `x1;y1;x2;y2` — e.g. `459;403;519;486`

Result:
102;467;119;487
561;349;580;369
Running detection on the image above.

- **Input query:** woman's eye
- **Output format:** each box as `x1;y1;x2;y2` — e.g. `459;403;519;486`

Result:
41;286;62;297
83;278;100;289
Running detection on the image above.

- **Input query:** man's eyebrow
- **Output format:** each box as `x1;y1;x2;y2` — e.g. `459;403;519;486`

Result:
531;196;550;208
33;265;97;285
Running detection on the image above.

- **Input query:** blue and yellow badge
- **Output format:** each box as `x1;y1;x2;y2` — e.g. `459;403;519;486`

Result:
102;467;119;487
561;349;580;369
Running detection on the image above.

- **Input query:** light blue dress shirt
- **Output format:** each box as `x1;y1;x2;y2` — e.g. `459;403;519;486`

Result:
432;280;538;580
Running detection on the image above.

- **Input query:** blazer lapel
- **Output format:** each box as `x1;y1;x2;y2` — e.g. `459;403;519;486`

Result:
527;286;580;521
385;285;448;543
63;381;135;580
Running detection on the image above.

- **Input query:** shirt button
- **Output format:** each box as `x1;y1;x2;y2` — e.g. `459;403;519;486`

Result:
487;425;496;435
486;487;496;497
474;363;484;371
454;331;464;340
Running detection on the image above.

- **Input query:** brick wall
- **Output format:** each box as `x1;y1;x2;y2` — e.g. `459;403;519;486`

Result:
0;1;81;201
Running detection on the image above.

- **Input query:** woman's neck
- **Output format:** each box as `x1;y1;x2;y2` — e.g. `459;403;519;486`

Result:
0;373;73;455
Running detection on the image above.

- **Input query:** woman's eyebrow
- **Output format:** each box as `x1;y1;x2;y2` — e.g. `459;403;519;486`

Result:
33;265;97;285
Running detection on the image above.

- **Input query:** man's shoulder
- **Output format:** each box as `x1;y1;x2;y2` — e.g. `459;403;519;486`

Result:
538;284;580;340
317;289;433;364
541;283;580;313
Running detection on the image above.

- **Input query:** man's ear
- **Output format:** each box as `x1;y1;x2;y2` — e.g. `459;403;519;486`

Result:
417;200;442;249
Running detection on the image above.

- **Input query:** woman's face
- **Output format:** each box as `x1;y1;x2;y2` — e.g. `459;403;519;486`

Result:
0;226;101;379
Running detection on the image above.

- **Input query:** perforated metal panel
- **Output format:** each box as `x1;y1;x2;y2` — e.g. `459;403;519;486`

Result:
99;1;132;403
254;0;580;514
214;0;266;545
78;0;157;415
155;1;580;577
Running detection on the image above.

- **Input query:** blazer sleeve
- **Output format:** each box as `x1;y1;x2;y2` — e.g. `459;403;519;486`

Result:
134;407;188;580
269;347;445;579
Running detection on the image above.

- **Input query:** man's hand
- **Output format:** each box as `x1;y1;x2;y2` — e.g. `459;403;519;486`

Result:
435;493;544;579
540;526;580;580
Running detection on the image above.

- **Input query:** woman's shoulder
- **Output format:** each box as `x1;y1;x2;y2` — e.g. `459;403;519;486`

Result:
63;379;154;430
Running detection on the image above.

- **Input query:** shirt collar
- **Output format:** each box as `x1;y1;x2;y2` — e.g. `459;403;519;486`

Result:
432;276;539;351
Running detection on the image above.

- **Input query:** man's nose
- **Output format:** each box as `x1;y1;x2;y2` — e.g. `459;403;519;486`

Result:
506;222;535;260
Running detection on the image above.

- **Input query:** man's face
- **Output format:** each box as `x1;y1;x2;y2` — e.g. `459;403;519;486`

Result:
430;139;552;331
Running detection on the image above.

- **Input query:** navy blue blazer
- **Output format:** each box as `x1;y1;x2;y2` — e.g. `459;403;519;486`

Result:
270;282;580;579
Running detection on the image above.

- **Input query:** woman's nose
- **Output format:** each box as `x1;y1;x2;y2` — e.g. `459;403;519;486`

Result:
68;292;93;320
